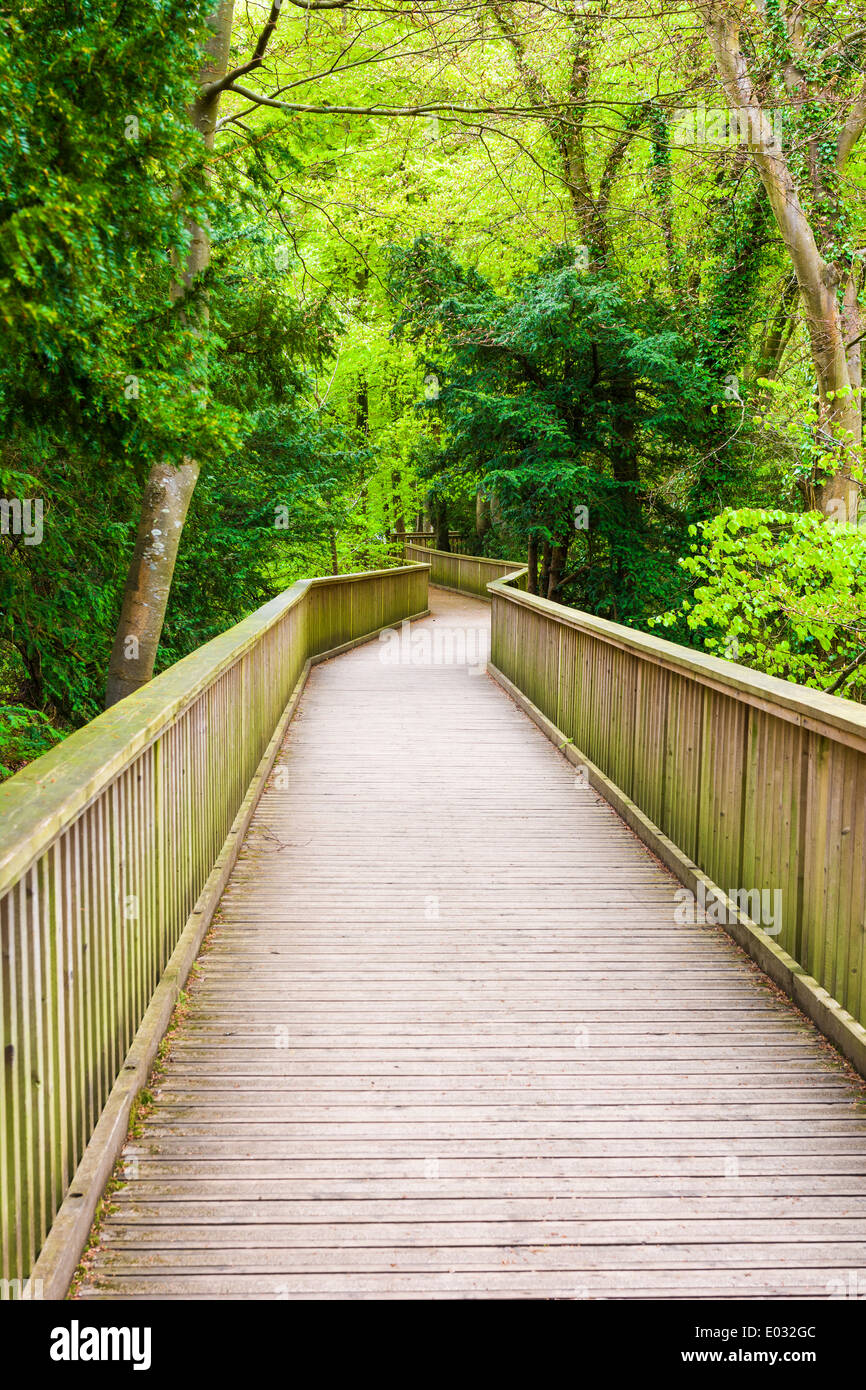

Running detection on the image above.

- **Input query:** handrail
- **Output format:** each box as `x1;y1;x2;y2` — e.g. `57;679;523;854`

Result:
396;531;463;542
0;562;429;1290
396;532;466;553
404;541;527;598
486;575;866;751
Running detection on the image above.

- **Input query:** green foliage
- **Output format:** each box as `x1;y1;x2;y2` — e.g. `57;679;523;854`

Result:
0;0;213;434
654;509;866;699
0;442;142;724
0;3;370;742
0;0;218;731
389;236;731;624
159;403;369;663
0;705;64;779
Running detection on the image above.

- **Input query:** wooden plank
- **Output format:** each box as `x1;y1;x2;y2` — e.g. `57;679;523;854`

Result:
106;1196;866;1220
118;1155;866;1177
119;1137;866;1157
68;1266;866;1299
112;1176;866;1197
84;1240;866;1269
72;1269;866;1298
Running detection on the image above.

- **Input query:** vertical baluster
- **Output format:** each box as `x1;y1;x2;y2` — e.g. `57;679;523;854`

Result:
1;888;23;1283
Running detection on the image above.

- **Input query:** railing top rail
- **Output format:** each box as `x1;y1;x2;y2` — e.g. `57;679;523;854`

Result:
404;542;523;571
0;563;428;894
408;541;866;740
486;573;866;747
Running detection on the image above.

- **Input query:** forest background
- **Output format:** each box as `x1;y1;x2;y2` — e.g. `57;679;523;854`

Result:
2;0;866;776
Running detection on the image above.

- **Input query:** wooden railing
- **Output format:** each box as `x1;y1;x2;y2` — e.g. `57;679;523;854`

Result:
411;542;866;1057
395;531;465;552
404;542;526;598
0;564;428;1292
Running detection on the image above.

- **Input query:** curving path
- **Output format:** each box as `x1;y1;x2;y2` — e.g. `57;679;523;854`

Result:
77;588;866;1300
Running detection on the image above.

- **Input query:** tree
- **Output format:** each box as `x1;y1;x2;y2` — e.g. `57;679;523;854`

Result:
696;0;866;521
654;507;866;698
1;0;215;720
0;0;360;734
486;0;678;286
103;0;235;706
390;236;727;623
105;0;358;706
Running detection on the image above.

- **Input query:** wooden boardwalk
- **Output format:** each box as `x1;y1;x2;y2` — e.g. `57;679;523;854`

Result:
78;589;866;1300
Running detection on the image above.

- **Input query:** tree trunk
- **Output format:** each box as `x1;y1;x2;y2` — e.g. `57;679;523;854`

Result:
355;375;368;436
105;0;235;706
391;469;405;535
432;498;451;552
841;262;862;473
754;277;799;384
527;535;538;595
699;4;861;521
475;488;490;539
539;538;552;597
329;530;339;575
105;464;200;705
611;388;640;527
547;539;570;601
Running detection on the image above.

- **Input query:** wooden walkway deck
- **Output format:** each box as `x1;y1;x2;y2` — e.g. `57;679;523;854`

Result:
78;589;866;1300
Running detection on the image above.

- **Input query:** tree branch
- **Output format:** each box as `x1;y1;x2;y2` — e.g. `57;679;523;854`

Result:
837;76;866;170
217;90;600;127
596;106;647;243
827;645;866;695
205;0;355;99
